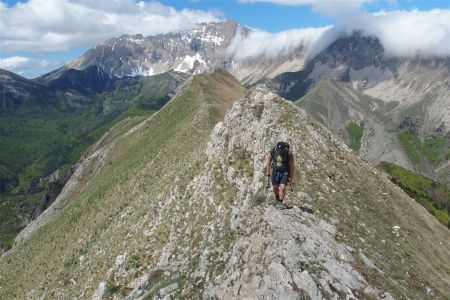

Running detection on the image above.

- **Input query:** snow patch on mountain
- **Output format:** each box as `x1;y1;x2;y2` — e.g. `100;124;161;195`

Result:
126;36;145;45
174;53;207;73
131;66;155;77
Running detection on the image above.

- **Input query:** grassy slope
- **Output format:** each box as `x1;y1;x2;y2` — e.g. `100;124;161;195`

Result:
297;80;369;151
0;73;175;250
296;80;352;127
0;69;245;298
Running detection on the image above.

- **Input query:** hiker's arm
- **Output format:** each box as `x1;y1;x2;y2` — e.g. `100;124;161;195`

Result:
289;159;294;182
265;153;272;176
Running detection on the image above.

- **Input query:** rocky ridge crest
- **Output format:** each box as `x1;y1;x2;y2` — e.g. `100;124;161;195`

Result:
89;85;449;299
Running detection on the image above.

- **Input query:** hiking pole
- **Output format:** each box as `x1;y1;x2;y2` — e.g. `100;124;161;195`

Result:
289;180;293;192
265;176;270;191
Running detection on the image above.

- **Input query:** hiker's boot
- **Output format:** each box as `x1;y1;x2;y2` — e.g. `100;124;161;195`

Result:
277;202;288;210
272;198;282;206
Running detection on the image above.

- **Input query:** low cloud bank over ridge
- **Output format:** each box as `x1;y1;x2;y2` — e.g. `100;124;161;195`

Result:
228;9;450;60
1;0;447;59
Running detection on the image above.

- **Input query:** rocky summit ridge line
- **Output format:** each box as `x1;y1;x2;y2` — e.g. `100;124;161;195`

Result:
1;70;449;299
37;19;307;86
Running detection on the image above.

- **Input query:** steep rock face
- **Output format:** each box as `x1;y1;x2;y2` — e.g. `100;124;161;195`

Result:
350;59;450;138
47;20;240;80
273;34;450;184
1;73;449;300
33;22;450;146
254;34;450;185
297;78;450;185
298;80;414;168
273;34;450;138
38;20;307;85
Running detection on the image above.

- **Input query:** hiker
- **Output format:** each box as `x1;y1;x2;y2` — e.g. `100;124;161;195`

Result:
265;141;294;209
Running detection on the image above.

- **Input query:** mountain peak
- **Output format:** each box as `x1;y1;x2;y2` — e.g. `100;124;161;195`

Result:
58;19;240;79
0;68;54;111
315;32;385;70
190;68;245;119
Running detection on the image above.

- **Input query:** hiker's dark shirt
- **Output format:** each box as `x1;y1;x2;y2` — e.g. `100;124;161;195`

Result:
269;144;293;173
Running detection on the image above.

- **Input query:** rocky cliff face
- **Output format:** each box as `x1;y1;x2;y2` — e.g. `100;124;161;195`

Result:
296;75;450;185
45;23;449;183
273;34;450;138
39;19;306;86
42;20;239;80
297;80;414;168
2;71;449;299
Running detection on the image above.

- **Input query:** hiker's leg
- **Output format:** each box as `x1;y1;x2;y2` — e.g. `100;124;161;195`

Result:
279;184;286;201
272;184;279;199
279;172;289;201
271;171;280;200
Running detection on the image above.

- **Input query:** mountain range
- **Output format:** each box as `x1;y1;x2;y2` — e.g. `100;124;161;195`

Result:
0;19;449;296
24;20;450;184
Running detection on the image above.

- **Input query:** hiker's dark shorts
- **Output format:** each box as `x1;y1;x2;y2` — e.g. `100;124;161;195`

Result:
271;171;289;185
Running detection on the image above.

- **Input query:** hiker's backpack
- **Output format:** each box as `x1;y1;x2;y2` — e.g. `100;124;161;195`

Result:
271;142;291;172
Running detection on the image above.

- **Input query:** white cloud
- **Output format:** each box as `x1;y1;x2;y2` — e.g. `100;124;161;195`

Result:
0;56;63;78
0;56;32;69
0;0;220;53
227;9;450;60
227;26;331;59
239;0;368;16
360;9;450;57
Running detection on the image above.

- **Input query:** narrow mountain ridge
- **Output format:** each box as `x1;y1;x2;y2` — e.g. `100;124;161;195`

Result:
0;71;448;299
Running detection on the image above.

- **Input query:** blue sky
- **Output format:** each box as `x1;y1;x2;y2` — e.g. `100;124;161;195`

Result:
164;0;450;31
0;0;449;78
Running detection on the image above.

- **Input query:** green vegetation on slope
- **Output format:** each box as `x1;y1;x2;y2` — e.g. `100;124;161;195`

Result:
0;104;103;250
398;131;447;166
345;122;364;152
0;191;47;249
379;161;450;227
0;73;176;250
